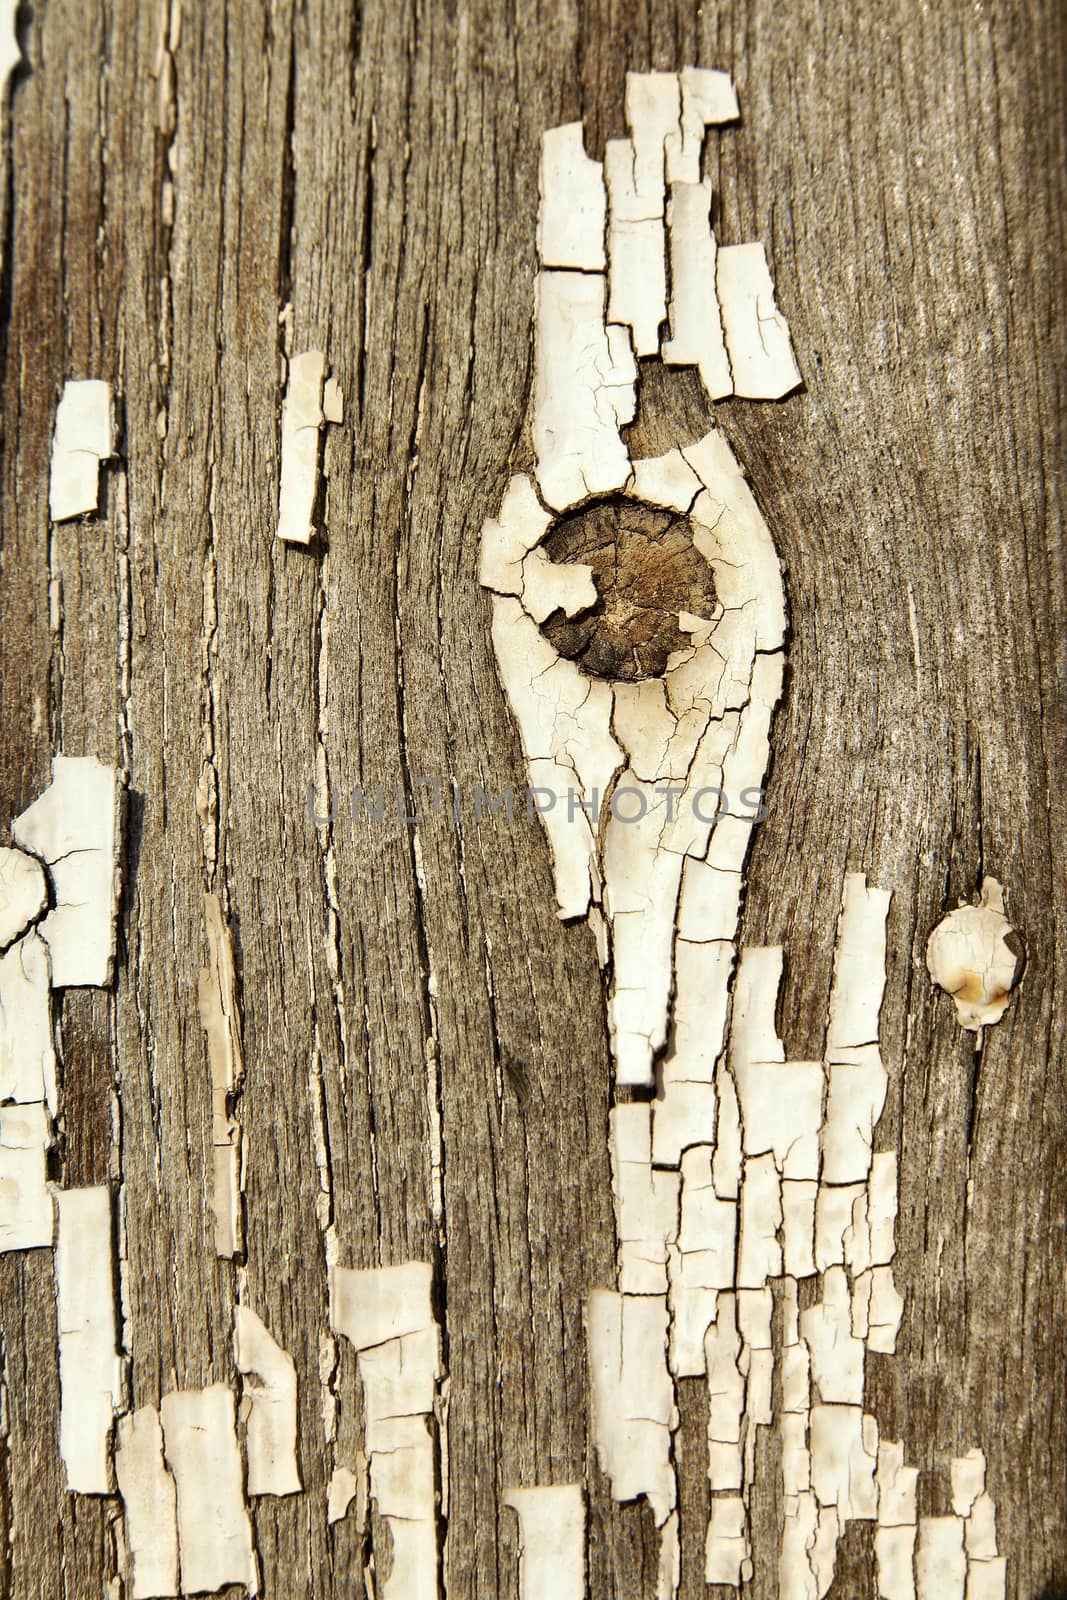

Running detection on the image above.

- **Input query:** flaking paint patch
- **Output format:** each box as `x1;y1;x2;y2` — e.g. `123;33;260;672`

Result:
115;1407;180;1599
234;1303;302;1496
478;68;1009;1600
12;755;123;988
49;381;116;522
503;1485;585;1600
160;1384;258;1595
330;1260;443;1600
926;877;1021;1033
55;1186;124;1493
277;351;342;544
0;848;46;950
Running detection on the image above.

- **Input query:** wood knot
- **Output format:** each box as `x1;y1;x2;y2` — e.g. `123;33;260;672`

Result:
538;497;717;682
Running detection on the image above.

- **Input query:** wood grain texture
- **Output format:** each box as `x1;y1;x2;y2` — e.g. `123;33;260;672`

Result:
0;1;1063;1596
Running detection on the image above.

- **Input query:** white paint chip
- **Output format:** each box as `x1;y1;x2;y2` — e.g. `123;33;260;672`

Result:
503;1485;585;1600
875;1524;917;1600
160;1384;257;1596
55;1186;123;1493
330;1259;434;1351
0;1101;53;1251
704;1495;749;1584
802;1267;866;1406
49;380;116;522
717;242;801;399
926;877;1020;1032
588;1289;675;1525
915;1516;966;1598
116;1407;180;1600
0;933;56;1109
198;892;245;1258
0;848;46;949
964;1558;1006;1599
234;1303;302;1496
666;67;739;184
12;755;122;988
663;179;732;400
327;1464;361;1525
534;270;635;510
827;873;892;1058
277;350;328;544
810;1403;877;1520
331;1259;442;1600
539;123;605;271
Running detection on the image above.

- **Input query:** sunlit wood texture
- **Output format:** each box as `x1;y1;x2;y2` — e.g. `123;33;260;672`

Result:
0;1;1063;1595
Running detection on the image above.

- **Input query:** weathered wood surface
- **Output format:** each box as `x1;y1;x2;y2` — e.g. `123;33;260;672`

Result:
0;0;1063;1596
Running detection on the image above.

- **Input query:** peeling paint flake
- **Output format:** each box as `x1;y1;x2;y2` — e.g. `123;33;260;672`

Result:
663;179;732;400
827;873;892;1058
0;932;56;1109
926;877;1020;1032
666;67;739;184
915;1516;966;1598
49;380;116;522
0;847;46;949
0;1101;52;1251
503;1485;585;1600
55;1186;123;1493
539;123;605;271
12;755;123;988
277;350;335;544
234;1304;302;1496
588;1288;675;1524
716;242;801;400
704;1494;750;1584
116;1407;180;1600
330;1259;443;1600
534;270;636;510
160;1384;258;1596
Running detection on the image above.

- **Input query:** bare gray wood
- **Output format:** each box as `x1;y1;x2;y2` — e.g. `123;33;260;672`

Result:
0;1;1063;1597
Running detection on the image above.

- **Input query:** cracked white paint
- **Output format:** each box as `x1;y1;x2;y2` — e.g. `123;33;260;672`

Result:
717;242;802;399
234;1303;302;1496
198;891;245;1258
665;67;739;184
55;1186;123;1493
481;70;1008;1600
533;270;636;510
0;1100;52;1250
12;755;122;988
330;1259;442;1600
705;1495;750;1584
327;1463;362;1525
49;380;116;522
277;350;339;544
116;1407;180;1599
611;1103;678;1295
926;877;1020;1032
503;1485;585;1600
663;179;732;399
0;847;46;949
538;123;605;271
160;1384;258;1596
915;1516;967;1597
0;932;56;1110
587;1288;675;1525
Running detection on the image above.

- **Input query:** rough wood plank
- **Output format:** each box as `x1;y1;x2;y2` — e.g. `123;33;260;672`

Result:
0;1;1062;1596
